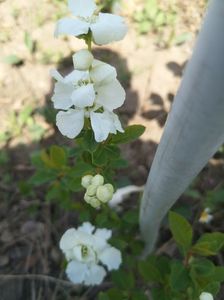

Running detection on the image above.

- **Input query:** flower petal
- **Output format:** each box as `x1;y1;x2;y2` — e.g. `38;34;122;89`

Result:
108;111;124;133
91;59;117;84
91;13;128;45
90;112;113;142
68;0;97;18
59;228;77;251
94;229;112;241
64;70;89;84
52;82;73;109
84;264;106;285
66;261;88;284
71;84;95;108
96;79;126;111
55;17;89;37
50;69;64;82
99;247;122;271
56;109;84;139
78;222;95;235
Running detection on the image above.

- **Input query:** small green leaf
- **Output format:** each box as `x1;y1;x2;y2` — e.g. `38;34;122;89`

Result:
204;281;220;296
191;258;215;277
131;291;148;300
24;31;35;53
212;267;224;282
111;125;145;144
4;54;24;66
169;211;193;253
111;270;135;290
192;232;224;256
50;145;67;167
138;256;162;283
170;260;191;291
18;105;33;126
98;292;110;300
107;288;124;300
123;210;139;225
29;170;57;185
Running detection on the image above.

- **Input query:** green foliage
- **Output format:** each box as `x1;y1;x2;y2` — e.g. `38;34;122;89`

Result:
3;54;24;66
111;125;145;144
169;211;193;254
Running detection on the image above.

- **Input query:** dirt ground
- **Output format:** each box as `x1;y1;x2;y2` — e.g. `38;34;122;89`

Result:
0;0;223;299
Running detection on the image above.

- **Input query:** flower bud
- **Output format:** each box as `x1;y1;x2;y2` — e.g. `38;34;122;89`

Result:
86;184;98;196
96;184;114;203
84;193;93;204
199;292;213;300
81;175;93;189
91;174;104;187
73;49;94;70
89;197;101;209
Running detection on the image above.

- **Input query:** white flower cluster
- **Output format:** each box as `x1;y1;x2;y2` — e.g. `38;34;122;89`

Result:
52;0;128;142
60;222;121;285
55;0;128;45
82;174;114;208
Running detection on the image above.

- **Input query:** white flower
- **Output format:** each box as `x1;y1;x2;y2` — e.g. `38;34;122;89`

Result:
199;208;213;224
73;49;94;70
199;292;214;300
60;222;122;285
55;0;128;45
51;53;125;142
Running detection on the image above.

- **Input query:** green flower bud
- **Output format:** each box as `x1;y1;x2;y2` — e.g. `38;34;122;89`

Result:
81;175;93;189
72;49;94;71
91;174;104;187
89;197;101;209
84;193;93;204
86;184;97;196
96;184;114;203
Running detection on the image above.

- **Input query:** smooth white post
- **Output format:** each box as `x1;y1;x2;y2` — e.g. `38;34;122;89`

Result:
140;0;224;256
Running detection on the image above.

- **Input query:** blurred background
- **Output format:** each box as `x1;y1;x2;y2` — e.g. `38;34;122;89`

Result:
1;0;224;299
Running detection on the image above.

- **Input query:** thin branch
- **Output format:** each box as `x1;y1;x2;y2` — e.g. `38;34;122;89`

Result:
0;274;78;289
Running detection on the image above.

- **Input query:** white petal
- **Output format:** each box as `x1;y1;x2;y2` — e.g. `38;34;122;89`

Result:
91;13;128;45
68;0;97;18
96;79;126;111
73;50;94;71
109;112;124;133
66;261;88;284
64;70;89;84
91;59;117;84
94;229;112;241
78;222;95;235
73;245;83;261
52;82;73;110
99;247;122;271
71;84;95;108
90;112;113;142
56;109;84;139
59;228;77;251
50;69;64;82
84;264;106;285
55;17;89;37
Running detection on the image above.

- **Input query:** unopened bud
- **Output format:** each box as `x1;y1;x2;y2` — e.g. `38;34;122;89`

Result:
91;174;104;187
73;50;94;70
89;197;101;209
86;184;97;196
81;175;93;188
96;184;114;203
199;292;213;300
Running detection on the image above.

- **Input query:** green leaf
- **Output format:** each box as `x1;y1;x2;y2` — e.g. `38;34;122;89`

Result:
212;267;224;282
111;270;135;290
131;291;148;300
123;210;139;225
192;232;224;256
18;105;33;126
191;258;215;278
151;288;169;300
24;31;35;53
169;211;193;253
3;55;24;66
204;281;220;296
29;170;57;185
50;145;67;167
82;130;98;152
111;125;145;144
107;288;124;300
138;256;162;283
98;292;110;300
170;260;191;291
